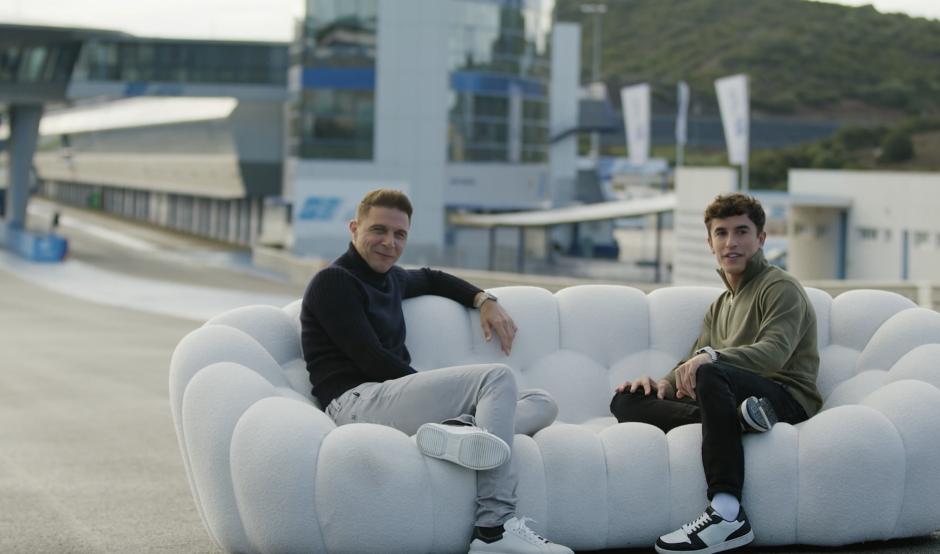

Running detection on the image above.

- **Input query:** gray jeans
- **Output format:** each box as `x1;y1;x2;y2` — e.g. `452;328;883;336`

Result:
325;364;557;527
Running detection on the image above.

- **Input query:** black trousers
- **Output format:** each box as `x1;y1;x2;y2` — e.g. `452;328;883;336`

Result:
609;362;808;501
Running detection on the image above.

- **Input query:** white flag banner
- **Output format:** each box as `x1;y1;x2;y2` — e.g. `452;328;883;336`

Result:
621;83;650;166
676;81;690;145
715;74;749;166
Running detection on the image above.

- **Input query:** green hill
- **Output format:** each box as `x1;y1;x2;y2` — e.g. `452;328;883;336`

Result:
555;0;940;119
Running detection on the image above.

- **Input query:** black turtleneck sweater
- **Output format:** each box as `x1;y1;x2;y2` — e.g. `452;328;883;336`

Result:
301;243;481;407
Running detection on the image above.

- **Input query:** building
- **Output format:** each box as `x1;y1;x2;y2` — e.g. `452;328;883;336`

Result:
288;0;564;266
0;27;289;246
788;169;940;282
5;8;579;262
34;96;284;245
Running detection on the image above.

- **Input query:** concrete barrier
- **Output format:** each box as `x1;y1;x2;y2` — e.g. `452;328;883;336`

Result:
0;224;68;262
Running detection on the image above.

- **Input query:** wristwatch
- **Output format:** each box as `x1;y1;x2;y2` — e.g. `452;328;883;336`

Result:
694;346;719;363
473;291;498;309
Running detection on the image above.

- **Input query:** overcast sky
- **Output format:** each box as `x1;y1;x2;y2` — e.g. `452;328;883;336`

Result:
0;0;936;42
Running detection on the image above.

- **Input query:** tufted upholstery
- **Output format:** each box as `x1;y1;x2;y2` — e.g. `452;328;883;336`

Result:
169;285;940;552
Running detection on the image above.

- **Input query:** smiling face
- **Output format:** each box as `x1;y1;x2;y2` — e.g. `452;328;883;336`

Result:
707;213;766;288
349;206;410;273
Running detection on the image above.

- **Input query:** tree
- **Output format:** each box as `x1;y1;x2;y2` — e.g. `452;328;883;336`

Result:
878;130;914;163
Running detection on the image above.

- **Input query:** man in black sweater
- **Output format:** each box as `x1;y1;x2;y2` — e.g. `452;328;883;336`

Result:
301;189;571;554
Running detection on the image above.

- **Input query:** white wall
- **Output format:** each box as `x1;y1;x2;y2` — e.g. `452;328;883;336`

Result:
672;166;737;285
790;170;940;281
788;206;842;280
549;23;580;207
373;0;450;263
445;164;550;210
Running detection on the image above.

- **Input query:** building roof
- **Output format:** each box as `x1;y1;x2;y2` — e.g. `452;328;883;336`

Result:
785;193;853;208
448;194;677;228
38;97;238;135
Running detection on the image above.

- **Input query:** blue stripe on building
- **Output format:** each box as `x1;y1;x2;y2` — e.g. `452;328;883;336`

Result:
302;68;375;91
450;71;546;98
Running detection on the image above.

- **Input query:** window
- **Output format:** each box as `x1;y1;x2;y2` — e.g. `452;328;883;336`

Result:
446;0;552;164
294;0;377;160
297;89;374;159
73;40;287;85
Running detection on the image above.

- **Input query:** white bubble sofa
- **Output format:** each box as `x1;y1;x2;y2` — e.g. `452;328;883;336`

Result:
169;285;940;553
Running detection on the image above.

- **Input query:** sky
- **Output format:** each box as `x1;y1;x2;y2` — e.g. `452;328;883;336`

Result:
0;0;306;42
0;0;937;42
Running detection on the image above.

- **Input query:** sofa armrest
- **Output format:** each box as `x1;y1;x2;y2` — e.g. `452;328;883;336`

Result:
231;397;333;553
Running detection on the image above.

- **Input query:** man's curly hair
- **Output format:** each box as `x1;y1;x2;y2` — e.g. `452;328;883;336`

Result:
704;193;766;234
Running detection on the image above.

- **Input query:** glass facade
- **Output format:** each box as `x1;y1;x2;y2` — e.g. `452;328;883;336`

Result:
0;43;80;85
73;39;288;85
290;0;554;164
294;0;378;160
447;0;554;163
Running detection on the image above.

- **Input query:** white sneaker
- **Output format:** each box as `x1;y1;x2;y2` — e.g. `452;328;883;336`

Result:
469;516;574;554
655;506;754;553
416;422;510;470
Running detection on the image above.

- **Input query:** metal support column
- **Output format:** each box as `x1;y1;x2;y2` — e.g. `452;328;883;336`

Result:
654;211;664;283
517;227;526;274
837;210;848;279
5;104;43;229
545;225;555;265
488;227;497;271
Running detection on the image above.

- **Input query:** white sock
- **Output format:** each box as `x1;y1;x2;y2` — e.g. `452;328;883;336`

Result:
710;493;740;521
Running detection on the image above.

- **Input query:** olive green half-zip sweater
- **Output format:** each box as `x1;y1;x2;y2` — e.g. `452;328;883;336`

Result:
665;249;823;417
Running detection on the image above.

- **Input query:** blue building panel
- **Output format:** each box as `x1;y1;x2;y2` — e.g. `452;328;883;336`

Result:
450;71;546;99
302;68;375;91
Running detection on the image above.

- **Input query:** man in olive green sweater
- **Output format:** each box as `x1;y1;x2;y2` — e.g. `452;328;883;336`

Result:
609;193;821;554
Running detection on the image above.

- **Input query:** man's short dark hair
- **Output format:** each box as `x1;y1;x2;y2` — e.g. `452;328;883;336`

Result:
357;189;413;221
704;193;766;234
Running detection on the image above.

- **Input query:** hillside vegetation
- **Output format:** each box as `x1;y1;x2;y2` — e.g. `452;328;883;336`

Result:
556;0;940;184
556;0;940;118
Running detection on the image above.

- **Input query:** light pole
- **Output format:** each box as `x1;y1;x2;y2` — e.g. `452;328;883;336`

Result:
580;3;607;159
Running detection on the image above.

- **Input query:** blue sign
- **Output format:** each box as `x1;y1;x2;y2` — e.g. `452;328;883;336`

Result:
298;196;343;221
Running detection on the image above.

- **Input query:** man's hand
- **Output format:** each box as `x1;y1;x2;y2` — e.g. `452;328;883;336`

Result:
479;296;517;355
674;353;712;400
615;376;675;399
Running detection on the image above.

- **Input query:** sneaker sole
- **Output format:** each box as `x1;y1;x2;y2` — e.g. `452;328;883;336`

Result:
741;397;777;432
416;424;510;470
655;529;754;554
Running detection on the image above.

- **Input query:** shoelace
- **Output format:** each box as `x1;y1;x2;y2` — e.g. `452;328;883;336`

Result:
509;517;550;544
682;511;715;535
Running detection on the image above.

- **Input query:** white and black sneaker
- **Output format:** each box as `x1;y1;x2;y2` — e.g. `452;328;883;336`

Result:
416;422;510;470
655;506;754;553
469;516;574;554
739;396;778;433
